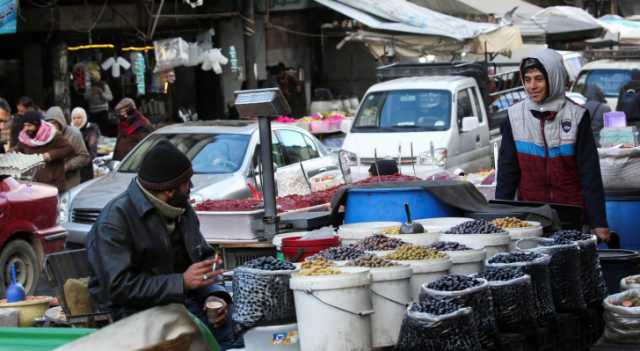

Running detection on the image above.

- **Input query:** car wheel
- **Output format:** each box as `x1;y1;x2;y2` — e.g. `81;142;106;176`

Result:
0;239;39;296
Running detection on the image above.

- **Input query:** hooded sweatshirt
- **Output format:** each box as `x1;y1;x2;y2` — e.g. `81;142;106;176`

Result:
496;49;607;228
584;85;610;146
45;106;90;190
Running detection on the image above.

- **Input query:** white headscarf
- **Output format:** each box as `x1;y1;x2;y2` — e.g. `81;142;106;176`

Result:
71;107;88;129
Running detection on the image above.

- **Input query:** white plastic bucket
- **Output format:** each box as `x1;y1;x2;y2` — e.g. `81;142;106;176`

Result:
338;222;401;246
621;274;640;291
394;232;441;246
440;233;511;259
243;323;300;351
504;221;544;251
368;265;413;348
289;267;373;351
392;257;452;301
446;249;487;274
415;217;474;233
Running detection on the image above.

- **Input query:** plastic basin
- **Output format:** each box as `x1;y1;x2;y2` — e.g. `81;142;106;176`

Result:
282;236;340;263
598;249;640;294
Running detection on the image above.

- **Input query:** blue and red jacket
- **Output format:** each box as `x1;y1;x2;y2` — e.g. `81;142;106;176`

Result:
496;99;608;228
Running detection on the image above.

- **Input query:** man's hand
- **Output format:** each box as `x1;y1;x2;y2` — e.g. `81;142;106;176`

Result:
204;295;228;328
593;227;610;242
183;258;223;290
43;153;51;162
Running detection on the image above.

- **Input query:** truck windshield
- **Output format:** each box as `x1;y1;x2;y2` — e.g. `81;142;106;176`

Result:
118;133;250;174
573;69;632;97
352;90;451;132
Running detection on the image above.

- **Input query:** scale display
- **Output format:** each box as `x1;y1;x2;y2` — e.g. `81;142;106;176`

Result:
234;88;291;118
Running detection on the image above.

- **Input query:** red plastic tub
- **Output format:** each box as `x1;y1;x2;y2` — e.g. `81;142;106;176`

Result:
281;236;341;262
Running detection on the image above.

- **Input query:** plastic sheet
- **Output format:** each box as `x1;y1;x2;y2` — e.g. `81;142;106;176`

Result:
481;274;537;332
231;267;296;331
486;253;556;325
603;289;640;344
420;279;497;350
396;303;481;351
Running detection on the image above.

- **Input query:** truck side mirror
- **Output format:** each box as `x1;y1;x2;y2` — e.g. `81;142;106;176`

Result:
461;116;480;132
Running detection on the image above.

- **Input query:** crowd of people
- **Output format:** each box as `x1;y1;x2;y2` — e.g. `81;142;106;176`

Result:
0;95;151;192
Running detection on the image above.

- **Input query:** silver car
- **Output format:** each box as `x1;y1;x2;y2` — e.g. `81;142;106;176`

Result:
61;120;347;246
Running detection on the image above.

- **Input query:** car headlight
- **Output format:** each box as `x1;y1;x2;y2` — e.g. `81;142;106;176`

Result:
58;191;70;225
339;150;358;168
418;148;448;167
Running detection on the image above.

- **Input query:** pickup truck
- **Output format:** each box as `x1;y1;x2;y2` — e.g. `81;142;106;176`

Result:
340;62;517;180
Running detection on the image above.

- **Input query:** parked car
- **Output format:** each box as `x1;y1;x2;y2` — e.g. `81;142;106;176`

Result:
341;63;497;180
62;120;347;247
0;175;66;294
571;59;640;110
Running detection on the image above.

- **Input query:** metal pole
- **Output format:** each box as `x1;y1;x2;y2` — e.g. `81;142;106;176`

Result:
258;116;278;237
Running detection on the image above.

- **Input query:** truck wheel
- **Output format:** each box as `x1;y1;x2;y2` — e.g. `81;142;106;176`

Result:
0;240;39;296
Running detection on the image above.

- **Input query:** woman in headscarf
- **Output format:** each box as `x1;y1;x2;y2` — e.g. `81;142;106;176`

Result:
71;107;100;182
583;84;610;147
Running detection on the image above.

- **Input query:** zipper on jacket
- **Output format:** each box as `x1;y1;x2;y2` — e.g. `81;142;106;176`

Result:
540;119;551;202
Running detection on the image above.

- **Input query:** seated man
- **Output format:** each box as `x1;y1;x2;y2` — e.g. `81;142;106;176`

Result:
86;140;242;349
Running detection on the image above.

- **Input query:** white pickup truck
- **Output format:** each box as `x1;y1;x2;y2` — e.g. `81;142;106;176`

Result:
340;62;514;180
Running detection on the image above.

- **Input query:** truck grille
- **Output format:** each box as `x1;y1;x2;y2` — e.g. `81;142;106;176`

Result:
360;157;417;165
72;208;101;224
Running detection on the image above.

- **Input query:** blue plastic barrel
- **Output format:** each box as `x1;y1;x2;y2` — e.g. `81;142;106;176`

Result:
605;189;640;250
343;187;462;224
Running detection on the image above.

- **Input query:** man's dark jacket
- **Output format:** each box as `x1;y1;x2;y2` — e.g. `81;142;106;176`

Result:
86;179;228;321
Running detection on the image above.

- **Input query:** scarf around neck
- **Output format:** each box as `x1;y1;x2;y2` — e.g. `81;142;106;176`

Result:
119;110;149;136
18;121;56;147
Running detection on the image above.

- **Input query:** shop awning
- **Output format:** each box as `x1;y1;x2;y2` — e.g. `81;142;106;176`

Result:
413;0;542;18
527;6;605;43
315;0;523;57
598;15;640;45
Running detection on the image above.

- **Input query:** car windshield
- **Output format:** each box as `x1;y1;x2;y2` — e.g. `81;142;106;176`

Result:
574;69;632;97
118;133;251;174
352;90;451;132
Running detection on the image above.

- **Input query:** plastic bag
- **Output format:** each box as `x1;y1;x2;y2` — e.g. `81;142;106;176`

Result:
419;279;497;350
598;145;640;189
153;37;190;72
483;275;537;332
603;289;640;344
231;267;296;330
575;236;608;304
396;303;481;351
486;253;556;326
529;240;587;312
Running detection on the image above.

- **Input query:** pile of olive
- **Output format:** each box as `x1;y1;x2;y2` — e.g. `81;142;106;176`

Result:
428;241;472;251
297;257;341;276
312;246;365;261
552;229;591;242
476;266;526;281
385;245;446;260
491;217;531;229
354;234;405;251
488;252;542;264
346;254;398;268
427;274;483;291
242;256;295;271
445;219;507;234
409;297;462;315
381;226;401;235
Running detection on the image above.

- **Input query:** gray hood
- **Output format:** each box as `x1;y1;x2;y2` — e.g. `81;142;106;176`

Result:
584;84;606;104
45;106;68;129
521;48;568;113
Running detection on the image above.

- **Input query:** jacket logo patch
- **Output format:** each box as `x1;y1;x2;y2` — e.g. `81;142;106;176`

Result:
561;120;572;133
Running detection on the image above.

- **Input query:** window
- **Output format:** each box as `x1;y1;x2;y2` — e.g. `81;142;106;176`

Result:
469;88;483;123
456;89;473;130
253;133;286;169
119;133;251;174
352;90;452;132
277;130;317;165
303;135;320;158
574;70;632;97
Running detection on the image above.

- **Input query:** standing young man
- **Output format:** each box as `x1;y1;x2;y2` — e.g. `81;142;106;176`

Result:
496;49;609;241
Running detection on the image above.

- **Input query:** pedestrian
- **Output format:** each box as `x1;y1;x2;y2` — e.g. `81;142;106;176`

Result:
0;98;12;153
84;70;114;137
496;48;609;242
583;84;610;147
113;97;152;161
10;96;36;150
71;107;100;182
86;140;243;350
616;69;640;124
45;106;90;190
16;111;74;192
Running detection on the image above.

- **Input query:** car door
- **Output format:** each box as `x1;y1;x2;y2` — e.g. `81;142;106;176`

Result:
249;132;287;193
455;88;478;163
